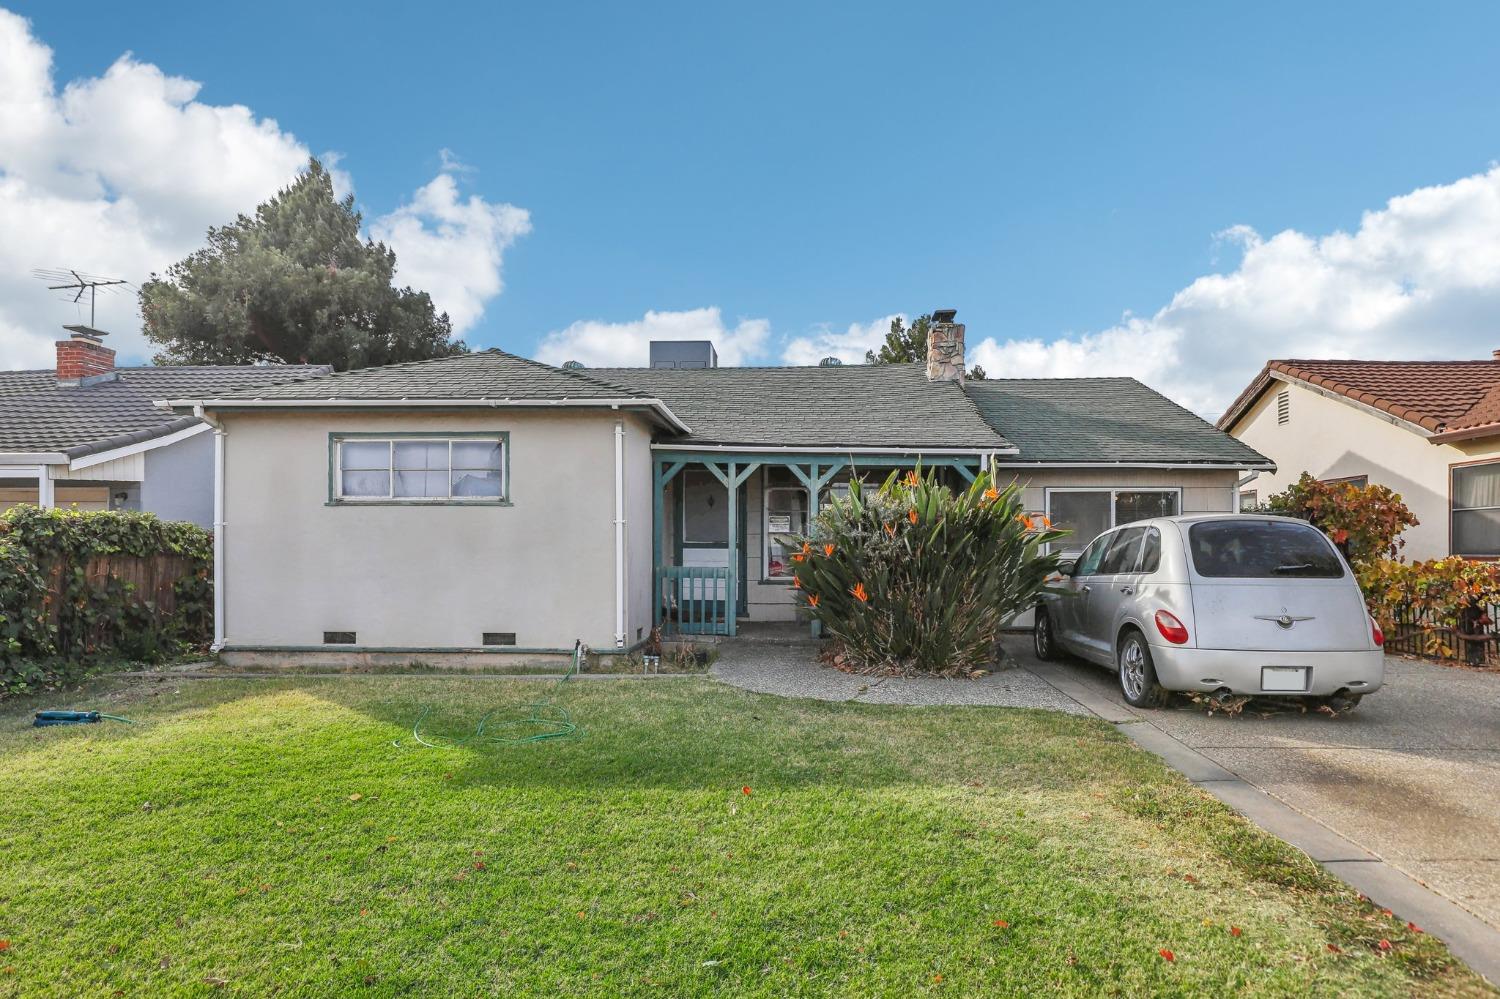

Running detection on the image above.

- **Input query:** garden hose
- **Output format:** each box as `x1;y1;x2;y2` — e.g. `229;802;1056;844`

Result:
32;710;135;728
394;641;583;749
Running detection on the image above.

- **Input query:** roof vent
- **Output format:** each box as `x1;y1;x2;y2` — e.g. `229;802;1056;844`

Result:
649;341;718;369
818;356;843;367
562;360;585;369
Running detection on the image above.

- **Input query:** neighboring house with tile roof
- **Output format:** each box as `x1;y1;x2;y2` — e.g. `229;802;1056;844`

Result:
1218;354;1500;560
0;326;328;525
161;311;1266;660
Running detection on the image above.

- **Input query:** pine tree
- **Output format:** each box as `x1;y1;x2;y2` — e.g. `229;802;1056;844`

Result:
864;314;987;378
140;159;467;370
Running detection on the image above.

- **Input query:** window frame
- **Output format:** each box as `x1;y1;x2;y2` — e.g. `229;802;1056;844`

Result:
762;482;811;581
327;432;510;506
1450;458;1500;559
1042;487;1183;554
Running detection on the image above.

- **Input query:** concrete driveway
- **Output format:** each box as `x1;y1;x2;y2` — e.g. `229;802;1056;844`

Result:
1015;640;1500;932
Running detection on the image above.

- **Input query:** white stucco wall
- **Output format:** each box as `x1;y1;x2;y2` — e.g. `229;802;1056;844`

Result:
220;408;641;651
1228;378;1500;561
140;427;216;527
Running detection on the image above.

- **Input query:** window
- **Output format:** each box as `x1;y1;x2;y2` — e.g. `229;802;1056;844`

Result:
1099;527;1147;574
1239;490;1258;512
1138;527;1162;573
332;435;506;503
764;484;810;579
1322;474;1368;488
1277;390;1290;425
1187;520;1344;578
1044;489;1181;554
1452;462;1500;557
1073;533;1111;576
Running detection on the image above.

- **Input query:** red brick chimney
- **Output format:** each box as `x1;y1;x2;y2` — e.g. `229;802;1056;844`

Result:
56;325;116;385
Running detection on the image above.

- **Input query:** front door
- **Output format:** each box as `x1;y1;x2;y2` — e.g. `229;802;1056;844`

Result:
673;471;749;627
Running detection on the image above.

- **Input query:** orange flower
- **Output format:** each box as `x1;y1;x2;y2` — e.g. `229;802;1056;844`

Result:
883;522;896;536
983;486;999;502
907;508;918;524
904;470;920;487
851;582;869;603
791;553;805;563
792;576;801;588
1041;515;1053;528
807;593;819;608
1016;513;1034;530
800;540;812;556
822;542;835;557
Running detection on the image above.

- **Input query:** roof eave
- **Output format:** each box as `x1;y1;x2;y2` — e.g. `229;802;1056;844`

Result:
991;458;1277;471
163;396;693;436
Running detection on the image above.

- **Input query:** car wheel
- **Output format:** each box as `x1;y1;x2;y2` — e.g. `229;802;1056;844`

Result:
1117;630;1169;708
1033;608;1061;661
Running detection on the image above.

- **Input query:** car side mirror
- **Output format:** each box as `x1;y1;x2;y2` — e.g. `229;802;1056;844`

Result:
1058;558;1077;577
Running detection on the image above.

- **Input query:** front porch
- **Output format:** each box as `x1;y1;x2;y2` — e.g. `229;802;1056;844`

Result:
651;450;984;637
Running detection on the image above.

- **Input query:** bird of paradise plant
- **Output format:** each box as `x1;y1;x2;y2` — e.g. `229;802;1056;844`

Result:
790;465;1069;676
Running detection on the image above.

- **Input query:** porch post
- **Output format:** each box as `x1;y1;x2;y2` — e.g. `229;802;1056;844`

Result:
807;463;821;639
725;462;738;637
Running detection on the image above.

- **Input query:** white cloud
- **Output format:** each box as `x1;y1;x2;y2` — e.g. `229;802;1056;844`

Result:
970;164;1500;417
782;314;904;366
369;171;531;335
535;307;771;368
0;10;525;368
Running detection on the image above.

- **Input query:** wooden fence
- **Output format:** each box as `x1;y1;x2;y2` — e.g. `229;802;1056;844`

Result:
43;553;205;654
1380;602;1500;667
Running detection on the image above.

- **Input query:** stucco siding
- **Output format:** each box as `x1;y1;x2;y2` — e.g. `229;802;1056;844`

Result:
140;427;215;526
221;409;622;651
1229;378;1500;561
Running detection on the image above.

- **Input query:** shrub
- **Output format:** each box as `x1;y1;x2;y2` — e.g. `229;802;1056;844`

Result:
1359;557;1500;662
0;506;213;696
1261;473;1417;567
790;468;1066;676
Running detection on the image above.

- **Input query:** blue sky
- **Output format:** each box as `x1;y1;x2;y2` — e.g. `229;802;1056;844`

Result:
4;2;1500;413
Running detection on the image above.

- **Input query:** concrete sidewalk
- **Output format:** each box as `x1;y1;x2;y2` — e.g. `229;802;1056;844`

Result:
1013;638;1500;985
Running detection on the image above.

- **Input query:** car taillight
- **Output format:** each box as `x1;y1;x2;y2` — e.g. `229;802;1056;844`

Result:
1154;610;1189;645
1371;617;1384;648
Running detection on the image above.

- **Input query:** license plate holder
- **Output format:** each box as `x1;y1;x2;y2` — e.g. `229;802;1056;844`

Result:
1261;666;1310;693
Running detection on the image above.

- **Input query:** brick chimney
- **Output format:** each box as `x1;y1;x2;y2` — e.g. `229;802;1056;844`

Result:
926;308;966;382
56;325;116;386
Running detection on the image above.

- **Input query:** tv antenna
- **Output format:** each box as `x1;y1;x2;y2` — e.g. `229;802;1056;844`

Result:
31;268;131;328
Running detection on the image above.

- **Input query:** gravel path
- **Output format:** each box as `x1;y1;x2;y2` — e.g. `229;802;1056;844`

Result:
710;638;1088;714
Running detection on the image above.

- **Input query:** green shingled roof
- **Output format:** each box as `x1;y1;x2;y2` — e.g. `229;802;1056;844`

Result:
964;377;1273;466
590;364;1012;450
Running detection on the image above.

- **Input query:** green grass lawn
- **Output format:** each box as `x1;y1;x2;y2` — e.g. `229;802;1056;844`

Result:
0;675;1490;997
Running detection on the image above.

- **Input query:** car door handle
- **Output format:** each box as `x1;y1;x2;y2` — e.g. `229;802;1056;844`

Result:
1119;586;1134;595
1081;585;1091;594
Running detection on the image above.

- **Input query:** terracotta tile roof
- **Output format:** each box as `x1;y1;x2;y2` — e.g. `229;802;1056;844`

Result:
1217;359;1500;440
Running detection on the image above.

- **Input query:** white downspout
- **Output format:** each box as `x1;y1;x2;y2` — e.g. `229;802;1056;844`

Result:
613;418;627;649
37;467;55;509
196;405;227;652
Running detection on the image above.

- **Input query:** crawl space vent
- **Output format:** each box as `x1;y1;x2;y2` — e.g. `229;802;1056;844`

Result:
483;632;517;647
323;631;356;645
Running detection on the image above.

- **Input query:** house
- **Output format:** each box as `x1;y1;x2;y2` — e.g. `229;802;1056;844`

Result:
163;310;1268;662
1219;355;1500;561
0;325;328;525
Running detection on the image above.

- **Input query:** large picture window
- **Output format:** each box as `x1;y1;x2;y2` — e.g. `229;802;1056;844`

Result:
1452;462;1500;557
1044;488;1181;554
332;435;507;504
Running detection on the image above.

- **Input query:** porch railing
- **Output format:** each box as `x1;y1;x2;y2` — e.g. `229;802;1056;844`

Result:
657;565;732;636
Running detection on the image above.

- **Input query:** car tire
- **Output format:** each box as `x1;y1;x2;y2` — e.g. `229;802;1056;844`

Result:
1117;630;1170;708
1033;608;1061;661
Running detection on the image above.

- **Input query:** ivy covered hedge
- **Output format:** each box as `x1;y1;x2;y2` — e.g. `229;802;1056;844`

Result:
0;506;213;696
1359;557;1500;663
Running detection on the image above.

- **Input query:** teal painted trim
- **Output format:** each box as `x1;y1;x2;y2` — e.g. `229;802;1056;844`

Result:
702;461;731;488
653;450;983;469
955;464;978;483
726;461;739;637
326;431;512;506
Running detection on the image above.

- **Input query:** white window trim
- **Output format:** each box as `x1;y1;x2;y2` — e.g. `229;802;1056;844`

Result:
1042;487;1184;553
331;436;508;505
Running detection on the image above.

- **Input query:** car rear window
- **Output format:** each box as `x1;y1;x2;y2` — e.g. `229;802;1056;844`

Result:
1187;520;1345;578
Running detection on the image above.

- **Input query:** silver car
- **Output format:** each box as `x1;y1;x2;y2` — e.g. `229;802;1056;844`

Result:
1033;514;1385;709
